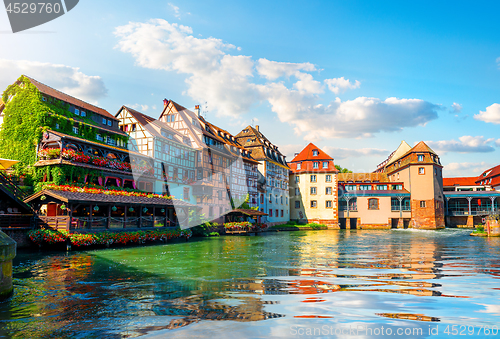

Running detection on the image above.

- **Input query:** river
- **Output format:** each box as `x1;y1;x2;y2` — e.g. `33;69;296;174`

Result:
1;229;500;338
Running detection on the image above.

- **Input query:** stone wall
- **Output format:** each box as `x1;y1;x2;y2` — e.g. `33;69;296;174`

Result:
2;229;31;248
0;231;16;301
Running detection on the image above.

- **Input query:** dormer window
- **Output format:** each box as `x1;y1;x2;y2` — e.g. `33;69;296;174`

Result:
313;162;319;169
75;108;80;116
418;154;424;162
102;117;106;124
313;150;318;156
107;120;112;126
297;163;301;170
81;111;86;117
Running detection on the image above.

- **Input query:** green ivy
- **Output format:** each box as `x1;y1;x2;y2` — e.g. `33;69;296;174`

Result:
33;165;104;192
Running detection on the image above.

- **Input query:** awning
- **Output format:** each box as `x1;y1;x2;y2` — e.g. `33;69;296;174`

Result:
0;158;19;170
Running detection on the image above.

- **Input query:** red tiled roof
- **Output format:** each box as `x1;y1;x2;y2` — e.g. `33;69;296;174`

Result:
24;75;117;121
443;177;479;187
476;164;500;186
291;143;333;162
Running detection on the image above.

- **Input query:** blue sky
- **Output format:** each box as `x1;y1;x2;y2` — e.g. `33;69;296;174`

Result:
1;0;499;175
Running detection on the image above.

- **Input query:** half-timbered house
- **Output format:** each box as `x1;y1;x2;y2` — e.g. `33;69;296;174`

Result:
158;100;259;221
115;106;197;204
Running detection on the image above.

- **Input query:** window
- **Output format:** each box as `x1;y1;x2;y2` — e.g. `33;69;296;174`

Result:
81;111;86;117
310;175;317;182
418;154;424;162
281;210;284;217
75;108;80;116
219;173;223;183
297;163;301;170
310;187;317;195
313;150;318;156
359;185;371;191
295;188;300;195
209;206;214;216
72;126;79;134
260;194;264;204
183;188;190;200
269;194;272;203
326;175;332;182
345;185;356;191
281;196;283;204
376;185;387;190
131;124;136;131
323;161;328;169
269;209;273;217
107;120;112;126
419;167;425;175
295;201;300;209
276;209;278;217
310;200;317;208
55;123;60;129
420;201;426;208
368;198;379;210
326;187;332;195
313;162;319;169
295;176;300;183
392;184;403;190
326;200;332;208
102;117;107;124
42;96;47;102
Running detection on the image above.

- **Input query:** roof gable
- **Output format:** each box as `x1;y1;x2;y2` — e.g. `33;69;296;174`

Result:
291;143;333;162
386;140;412;166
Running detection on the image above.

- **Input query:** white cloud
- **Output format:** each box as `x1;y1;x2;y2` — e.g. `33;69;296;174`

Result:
260;91;439;140
444;161;496;177
426;136;497;153
168;3;181;19
451;102;462;113
496;139;500;147
128;104;149;111
324;77;361;94
323;146;389;160
0;59;108;104
256;58;316;80
115;19;439;139
474;103;500;124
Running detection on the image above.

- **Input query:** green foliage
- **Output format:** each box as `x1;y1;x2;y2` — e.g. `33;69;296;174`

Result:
32;165;103;192
335;165;352;173
473;225;486;234
233;193;258;210
208;232;220;237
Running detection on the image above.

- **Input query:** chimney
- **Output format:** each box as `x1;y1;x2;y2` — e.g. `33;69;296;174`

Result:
163;99;169;107
255;125;259;131
195;105;200;117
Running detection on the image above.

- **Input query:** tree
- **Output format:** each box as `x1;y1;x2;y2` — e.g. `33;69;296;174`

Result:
335;165;352;173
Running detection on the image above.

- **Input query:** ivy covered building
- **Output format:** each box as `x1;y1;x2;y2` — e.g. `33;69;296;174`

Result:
0;75;156;191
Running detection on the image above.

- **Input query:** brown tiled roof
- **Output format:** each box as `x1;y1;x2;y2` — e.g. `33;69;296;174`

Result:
227;208;268;216
120;106;184;141
24;75;117;121
405;141;438;156
25;189;197;207
235;125;288;167
443;177;479;187
338;172;390;182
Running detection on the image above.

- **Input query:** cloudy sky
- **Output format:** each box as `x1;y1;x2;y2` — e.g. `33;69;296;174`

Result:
1;1;499;176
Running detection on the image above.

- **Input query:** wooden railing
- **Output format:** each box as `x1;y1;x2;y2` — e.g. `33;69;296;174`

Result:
0;214;34;229
0;170;29;201
38;216;178;231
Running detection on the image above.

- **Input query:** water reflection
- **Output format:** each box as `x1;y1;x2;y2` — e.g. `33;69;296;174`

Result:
1;230;500;338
